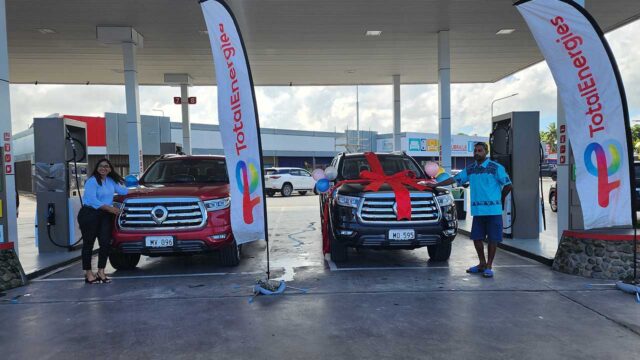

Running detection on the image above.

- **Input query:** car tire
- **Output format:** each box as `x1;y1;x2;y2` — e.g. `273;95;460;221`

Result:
427;241;452;262
219;240;240;266
329;229;348;263
313;186;319;195
281;183;293;197
266;190;275;197
109;253;141;270
549;191;558;212
298;191;307;196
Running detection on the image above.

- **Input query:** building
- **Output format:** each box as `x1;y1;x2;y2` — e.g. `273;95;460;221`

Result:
13;113;487;192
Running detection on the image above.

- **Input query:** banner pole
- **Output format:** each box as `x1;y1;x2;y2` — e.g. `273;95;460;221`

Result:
200;0;270;279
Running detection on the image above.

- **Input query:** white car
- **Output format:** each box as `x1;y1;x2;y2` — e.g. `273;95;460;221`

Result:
264;167;317;197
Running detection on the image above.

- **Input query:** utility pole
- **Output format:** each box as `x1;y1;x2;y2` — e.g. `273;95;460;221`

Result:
356;85;360;152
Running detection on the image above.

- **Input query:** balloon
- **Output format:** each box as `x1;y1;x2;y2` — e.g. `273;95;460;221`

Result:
316;178;331;193
311;168;326;181
436;172;451;182
124;174;139;187
324;166;338;181
425;162;440;177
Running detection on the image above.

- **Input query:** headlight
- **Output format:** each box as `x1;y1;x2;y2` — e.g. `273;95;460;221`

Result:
204;197;230;212
336;194;361;208
436;194;454;207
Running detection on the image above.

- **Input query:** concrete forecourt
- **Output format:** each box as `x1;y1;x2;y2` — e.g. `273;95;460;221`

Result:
1;195;639;359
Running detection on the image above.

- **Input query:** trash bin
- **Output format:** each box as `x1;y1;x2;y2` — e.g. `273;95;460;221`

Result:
451;187;467;220
454;199;466;220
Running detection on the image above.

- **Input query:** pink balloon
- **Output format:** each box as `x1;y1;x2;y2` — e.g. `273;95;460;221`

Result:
425;162;440;177
311;168;326;181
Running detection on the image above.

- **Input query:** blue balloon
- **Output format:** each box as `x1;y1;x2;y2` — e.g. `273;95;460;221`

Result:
316;178;331;193
124;174;139;187
435;173;451;182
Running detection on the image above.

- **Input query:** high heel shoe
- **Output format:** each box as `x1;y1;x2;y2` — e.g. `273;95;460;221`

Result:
96;273;112;284
84;275;100;284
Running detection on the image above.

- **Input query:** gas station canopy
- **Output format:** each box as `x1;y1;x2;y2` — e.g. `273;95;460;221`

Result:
5;0;640;86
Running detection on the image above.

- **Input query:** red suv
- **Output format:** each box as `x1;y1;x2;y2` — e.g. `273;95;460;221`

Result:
109;155;239;270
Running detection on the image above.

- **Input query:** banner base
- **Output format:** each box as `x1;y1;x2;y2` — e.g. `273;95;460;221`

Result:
0;243;28;291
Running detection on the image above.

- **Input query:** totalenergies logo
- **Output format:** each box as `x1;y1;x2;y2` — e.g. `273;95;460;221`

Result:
235;160;261;224
583;140;622;207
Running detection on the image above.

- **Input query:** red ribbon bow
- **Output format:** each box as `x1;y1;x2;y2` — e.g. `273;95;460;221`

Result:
321;152;433;254
359;152;429;220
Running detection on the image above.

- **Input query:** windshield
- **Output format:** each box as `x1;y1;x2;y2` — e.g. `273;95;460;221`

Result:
141;158;229;184
340;155;424;180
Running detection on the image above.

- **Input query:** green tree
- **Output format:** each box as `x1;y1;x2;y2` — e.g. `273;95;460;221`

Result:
540;122;557;153
631;124;640;145
631;124;640;156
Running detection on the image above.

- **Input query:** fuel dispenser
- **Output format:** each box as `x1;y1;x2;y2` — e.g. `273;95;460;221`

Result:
490;112;541;239
33;117;88;252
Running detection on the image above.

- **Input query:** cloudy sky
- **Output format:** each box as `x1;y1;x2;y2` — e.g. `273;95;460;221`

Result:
8;19;640;137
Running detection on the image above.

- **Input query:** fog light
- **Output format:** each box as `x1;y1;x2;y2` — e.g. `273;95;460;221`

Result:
210;234;227;240
448;221;457;228
338;230;354;236
443;229;456;236
444;212;454;221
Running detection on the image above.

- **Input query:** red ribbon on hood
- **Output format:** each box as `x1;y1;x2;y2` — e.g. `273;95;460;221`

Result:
359;152;429;220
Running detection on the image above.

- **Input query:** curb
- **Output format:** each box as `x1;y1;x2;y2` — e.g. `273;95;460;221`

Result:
458;229;554;266
25;249;99;280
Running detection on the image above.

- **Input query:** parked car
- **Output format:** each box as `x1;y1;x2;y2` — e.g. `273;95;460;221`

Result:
109;155;239;270
540;162;557;177
264;167;316;197
320;152;458;263
635;161;640;209
549;176;557;213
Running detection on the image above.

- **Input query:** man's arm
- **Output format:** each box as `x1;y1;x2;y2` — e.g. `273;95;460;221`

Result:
501;184;512;208
435;177;457;187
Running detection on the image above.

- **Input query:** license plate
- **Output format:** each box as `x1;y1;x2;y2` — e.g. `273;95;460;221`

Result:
145;236;174;248
389;229;415;240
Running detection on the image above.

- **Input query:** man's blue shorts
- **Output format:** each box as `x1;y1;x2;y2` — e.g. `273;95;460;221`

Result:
470;215;503;243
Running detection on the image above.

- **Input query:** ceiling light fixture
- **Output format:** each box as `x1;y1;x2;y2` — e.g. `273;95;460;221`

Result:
365;30;382;37
36;28;56;35
198;30;209;35
345;69;356;74
496;29;516;35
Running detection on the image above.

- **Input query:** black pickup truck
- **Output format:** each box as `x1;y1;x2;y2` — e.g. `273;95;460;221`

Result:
320;152;458;263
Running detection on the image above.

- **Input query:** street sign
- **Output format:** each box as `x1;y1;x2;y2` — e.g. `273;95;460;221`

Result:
173;97;197;104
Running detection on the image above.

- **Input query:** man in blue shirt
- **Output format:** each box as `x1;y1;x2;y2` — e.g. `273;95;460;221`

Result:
435;142;512;278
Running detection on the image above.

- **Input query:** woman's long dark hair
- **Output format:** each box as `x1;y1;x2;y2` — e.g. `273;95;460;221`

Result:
91;158;124;185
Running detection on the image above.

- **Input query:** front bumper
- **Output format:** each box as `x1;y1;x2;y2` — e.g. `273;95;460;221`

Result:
112;225;234;256
334;223;456;249
331;205;457;249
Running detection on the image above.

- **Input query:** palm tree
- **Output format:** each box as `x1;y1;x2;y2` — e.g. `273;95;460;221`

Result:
541;123;557;153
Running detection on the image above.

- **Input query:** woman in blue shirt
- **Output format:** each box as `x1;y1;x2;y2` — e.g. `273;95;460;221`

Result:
78;158;128;284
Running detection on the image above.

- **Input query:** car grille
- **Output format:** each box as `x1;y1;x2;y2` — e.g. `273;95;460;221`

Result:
119;240;207;254
118;197;207;231
358;193;440;224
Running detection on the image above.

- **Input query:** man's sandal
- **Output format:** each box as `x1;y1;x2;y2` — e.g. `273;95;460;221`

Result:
466;265;485;274
483;268;494;278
